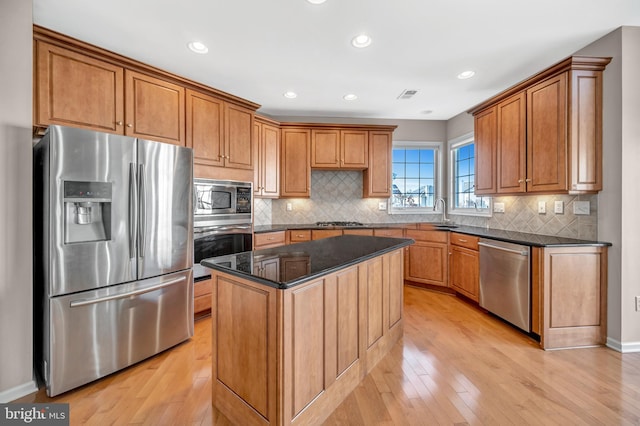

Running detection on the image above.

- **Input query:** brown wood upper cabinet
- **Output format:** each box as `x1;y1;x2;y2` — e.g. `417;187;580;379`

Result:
280;128;311;198
470;56;610;195
35;41;125;135
253;116;280;198
126;70;185;146
35;41;186;146
364;131;393;197
311;129;368;169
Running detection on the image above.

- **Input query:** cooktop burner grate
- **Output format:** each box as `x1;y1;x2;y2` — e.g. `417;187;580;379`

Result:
315;221;364;227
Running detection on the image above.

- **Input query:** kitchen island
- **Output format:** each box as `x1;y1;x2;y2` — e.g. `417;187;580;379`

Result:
201;235;413;426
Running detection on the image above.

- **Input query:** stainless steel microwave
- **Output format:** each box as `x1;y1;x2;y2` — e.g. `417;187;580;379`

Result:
194;178;252;227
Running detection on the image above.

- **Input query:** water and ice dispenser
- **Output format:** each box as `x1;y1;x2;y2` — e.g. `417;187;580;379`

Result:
63;181;112;243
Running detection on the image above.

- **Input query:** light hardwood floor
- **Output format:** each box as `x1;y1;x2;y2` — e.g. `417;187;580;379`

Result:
18;285;640;425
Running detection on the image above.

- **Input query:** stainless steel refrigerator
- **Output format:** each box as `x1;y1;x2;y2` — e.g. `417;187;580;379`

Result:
34;125;194;397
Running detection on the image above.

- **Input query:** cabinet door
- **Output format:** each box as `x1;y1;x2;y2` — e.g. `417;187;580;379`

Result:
449;246;479;301
311;129;340;168
261;124;281;197
253;121;262;196
281;128;311;197
569;70;604;192
35;41;124;134
404;242;448;287
527;73;568;193
340;130;368;169
497;92;526;194
186;89;224;167
125;70;185;145
225;104;254;170
364;131;392;198
474;106;497;194
312;230;343;240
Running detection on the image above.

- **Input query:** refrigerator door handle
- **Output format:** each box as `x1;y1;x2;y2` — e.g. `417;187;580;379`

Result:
128;163;137;259
138;163;146;258
69;276;186;307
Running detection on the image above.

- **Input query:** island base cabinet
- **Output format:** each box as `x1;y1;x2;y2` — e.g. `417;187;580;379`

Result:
532;246;608;350
210;249;404;426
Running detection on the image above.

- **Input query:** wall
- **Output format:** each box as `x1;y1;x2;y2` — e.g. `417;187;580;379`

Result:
0;0;37;402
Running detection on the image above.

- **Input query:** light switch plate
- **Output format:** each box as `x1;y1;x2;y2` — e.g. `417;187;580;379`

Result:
554;200;564;214
573;201;590;215
493;202;505;213
286;202;292;211
538;201;546;214
378;201;387;210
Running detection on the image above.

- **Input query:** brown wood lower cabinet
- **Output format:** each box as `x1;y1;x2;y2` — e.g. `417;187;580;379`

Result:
210;249;404;425
404;229;449;287
311;229;343;240
193;277;212;317
448;233;480;301
531;245;608;349
254;231;286;249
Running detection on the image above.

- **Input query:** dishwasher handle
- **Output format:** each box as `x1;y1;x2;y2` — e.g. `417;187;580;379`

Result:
478;241;529;256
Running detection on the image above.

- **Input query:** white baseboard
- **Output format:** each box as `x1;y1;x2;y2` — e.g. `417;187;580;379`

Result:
0;380;38;403
607;337;640;353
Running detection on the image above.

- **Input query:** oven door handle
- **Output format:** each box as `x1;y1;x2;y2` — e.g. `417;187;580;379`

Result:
195;225;252;238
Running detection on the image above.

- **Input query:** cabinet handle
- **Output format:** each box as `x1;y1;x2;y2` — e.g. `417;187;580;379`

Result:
458;239;467;243
116;121;123;126
267;237;274;240
127;123;133;128
518;179;524;183
525;179;532;182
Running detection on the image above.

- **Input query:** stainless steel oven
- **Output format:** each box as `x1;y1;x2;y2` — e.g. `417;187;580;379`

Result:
193;224;253;280
193;179;253;280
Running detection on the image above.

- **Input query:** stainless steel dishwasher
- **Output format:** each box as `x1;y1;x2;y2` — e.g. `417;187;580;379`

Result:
478;239;531;332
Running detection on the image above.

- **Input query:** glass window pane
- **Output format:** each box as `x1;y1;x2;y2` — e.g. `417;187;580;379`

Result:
405;163;420;178
392;149;405;162
420;149;434;163
420;163;434;178
406;150;420;162
392;163;405;179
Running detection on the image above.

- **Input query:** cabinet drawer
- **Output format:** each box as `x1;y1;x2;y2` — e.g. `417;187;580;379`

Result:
254;231;286;248
194;278;212;298
405;229;448;243
343;229;374;236
374;228;404;238
194;293;212;314
450;233;479;250
288;230;312;243
312;229;343;240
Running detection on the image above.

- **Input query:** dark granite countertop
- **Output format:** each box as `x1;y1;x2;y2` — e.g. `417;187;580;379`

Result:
253;223;611;247
201;235;414;289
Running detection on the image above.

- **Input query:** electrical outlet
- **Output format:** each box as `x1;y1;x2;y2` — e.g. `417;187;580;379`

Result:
538;201;546;214
554;200;564;214
493;202;505;213
636;296;640;312
286;202;292;211
378;201;387;210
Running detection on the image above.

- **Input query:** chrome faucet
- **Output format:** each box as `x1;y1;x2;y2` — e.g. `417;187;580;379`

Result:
433;198;450;223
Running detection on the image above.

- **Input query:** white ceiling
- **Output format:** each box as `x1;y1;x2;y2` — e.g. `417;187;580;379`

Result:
32;0;640;121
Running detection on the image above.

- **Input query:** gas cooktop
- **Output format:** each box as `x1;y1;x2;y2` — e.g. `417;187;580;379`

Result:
315;221;364;227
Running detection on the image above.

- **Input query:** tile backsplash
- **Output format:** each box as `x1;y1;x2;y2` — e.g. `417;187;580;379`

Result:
254;170;598;240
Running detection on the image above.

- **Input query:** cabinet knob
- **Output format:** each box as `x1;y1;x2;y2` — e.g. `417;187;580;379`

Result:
219;155;225;158
116;121;123;126
518;179;524;183
126;123;133;128
525;179;532;182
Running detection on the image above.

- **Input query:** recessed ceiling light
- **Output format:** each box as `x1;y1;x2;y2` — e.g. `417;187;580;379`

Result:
351;34;372;48
307;0;327;4
421;110;433;115
457;70;475;79
283;91;298;99
343;94;358;101
187;41;208;54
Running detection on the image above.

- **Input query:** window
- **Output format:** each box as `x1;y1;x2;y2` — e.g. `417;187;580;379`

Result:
391;141;442;214
448;134;491;216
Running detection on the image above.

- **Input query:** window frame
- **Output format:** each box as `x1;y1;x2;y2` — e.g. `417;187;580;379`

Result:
389;140;443;215
448;133;492;217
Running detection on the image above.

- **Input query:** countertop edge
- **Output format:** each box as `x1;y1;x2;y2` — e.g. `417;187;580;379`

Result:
253;223;612;247
202;237;414;289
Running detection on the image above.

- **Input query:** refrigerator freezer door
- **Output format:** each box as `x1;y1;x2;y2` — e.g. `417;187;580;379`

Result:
137;139;193;279
46;126;138;296
45;269;194;397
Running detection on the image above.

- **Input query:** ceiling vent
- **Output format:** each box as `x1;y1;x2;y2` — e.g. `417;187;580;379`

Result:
397;89;418;100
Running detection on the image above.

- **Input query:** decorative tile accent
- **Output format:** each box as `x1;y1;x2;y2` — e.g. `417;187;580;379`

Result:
265;170;598;240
